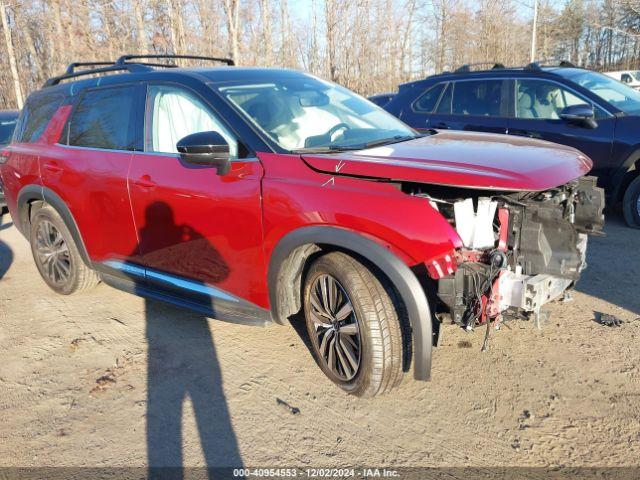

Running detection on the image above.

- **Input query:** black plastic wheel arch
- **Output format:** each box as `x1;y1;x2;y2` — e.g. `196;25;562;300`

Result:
268;226;433;381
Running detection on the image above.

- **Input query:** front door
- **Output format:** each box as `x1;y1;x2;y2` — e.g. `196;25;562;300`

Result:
128;83;267;311
507;78;615;182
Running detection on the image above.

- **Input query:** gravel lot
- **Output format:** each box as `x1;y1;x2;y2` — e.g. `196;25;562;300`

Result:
0;212;639;471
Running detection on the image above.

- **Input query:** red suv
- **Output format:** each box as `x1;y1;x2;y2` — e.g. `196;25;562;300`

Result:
0;55;604;396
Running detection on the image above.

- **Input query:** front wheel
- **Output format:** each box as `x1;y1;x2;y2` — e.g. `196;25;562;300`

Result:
29;206;99;295
303;252;406;397
623;175;640;228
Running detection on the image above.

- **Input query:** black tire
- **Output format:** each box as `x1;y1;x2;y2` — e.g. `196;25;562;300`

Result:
29;205;99;295
623;175;640;228
303;251;406;397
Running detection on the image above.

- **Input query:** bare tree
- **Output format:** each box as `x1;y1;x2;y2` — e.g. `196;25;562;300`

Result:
222;0;241;64
0;0;23;108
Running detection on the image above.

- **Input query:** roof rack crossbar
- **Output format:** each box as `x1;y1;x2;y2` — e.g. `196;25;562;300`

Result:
526;59;576;70
115;54;234;67
454;62;506;73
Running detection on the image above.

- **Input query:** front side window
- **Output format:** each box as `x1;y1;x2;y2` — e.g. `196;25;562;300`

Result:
219;76;415;152
451;79;506;116
413;83;446;113
67;86;136;150
146;85;238;158
556;70;640;115
515;79;606;120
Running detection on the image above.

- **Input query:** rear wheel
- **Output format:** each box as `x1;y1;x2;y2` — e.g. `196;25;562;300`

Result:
623;175;640;228
29;206;99;295
303;251;405;397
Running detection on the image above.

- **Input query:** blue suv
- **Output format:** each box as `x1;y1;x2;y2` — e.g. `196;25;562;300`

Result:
380;62;640;227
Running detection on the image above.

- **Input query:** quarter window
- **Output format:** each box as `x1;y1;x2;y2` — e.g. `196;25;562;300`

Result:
515;79;605;120
146;85;238;158
451;80;506;116
18;94;64;143
67;86;136;150
413;83;446;113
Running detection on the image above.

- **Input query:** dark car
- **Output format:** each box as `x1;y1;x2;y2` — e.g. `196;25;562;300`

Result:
368;92;396;107
0;109;19;215
382;62;640;227
0;55;604;396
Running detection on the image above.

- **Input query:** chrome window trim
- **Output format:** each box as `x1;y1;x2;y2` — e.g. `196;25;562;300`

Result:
54;143;134;154
53;143;259;163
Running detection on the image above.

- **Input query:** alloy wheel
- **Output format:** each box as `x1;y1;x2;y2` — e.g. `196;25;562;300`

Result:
308;274;361;381
34;220;71;286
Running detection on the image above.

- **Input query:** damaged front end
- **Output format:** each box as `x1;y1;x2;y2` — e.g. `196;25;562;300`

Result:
408;176;605;329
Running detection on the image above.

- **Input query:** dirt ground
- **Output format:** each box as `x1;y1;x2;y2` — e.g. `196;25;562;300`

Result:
0;211;639;472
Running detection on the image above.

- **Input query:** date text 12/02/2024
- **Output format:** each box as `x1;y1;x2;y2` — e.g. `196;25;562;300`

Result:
232;468;400;478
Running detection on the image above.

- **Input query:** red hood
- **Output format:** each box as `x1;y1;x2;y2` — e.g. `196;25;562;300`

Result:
301;130;592;191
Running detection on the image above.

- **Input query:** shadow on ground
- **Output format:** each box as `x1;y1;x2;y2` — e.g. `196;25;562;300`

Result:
576;212;640;315
0;216;14;279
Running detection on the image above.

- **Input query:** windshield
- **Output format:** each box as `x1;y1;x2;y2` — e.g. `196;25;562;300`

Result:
219;76;416;152
0;117;17;145
558;70;640;115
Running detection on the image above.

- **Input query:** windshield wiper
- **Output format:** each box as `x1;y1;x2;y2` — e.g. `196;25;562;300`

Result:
291;145;362;154
292;133;428;154
359;134;424;149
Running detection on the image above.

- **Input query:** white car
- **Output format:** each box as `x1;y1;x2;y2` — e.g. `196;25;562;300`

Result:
604;70;640;90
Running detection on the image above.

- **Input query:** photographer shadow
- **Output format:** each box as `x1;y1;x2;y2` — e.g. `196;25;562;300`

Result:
135;202;242;479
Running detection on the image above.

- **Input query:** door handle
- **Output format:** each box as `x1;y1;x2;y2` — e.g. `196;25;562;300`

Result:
133;175;157;189
433;122;449;129
43;162;63;173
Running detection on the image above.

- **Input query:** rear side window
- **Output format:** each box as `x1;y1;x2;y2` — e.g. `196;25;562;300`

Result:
449;79;506;116
67;86;136;150
413;83;446;113
435;83;453;114
18;94;64;143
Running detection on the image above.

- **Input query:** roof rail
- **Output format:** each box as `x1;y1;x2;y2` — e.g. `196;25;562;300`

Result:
65;62;115;75
454;62;506;73
45;54;235;87
44;63;153;87
115;54;234;67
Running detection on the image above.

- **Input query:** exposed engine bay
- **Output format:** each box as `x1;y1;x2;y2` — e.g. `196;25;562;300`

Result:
406;176;605;330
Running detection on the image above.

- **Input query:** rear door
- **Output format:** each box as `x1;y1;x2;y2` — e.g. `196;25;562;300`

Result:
506;77;615;181
426;78;509;134
127;82;267;311
40;84;142;265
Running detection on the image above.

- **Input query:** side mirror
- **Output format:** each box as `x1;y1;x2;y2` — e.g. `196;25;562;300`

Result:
560;104;597;129
176;131;231;175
